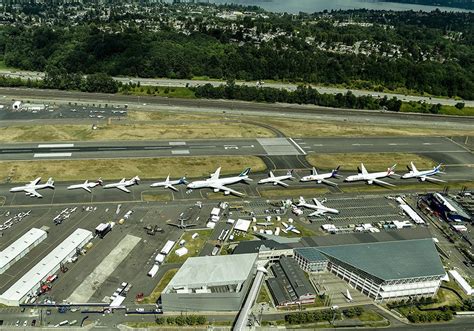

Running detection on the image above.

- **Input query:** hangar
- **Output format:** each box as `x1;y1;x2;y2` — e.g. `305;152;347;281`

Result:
161;253;258;312
294;238;446;302
0;228;92;306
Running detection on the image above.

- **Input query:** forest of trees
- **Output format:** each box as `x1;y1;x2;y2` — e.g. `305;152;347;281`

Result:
193;83;406;112
0;8;472;99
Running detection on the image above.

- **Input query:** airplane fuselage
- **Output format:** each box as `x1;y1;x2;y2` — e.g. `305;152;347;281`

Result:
67;182;101;190
188;176;248;190
258;175;291;185
300;173;332;183
402;169;440;180
10;183;51;193
345;171;392;184
150;179;182;187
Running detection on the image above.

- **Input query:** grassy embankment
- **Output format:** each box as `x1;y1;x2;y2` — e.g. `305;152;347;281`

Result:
0;156;266;183
141;268;178;304
166;229;213;264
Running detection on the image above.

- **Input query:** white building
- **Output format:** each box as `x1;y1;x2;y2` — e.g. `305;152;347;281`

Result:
0;228;47;274
0;228;92;306
294;239;446;302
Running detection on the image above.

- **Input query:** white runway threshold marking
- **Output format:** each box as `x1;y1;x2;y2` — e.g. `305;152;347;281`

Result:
34;153;72;158
67;234;141;303
169;141;186;146
172;149;190;155
288;138;307;155
37;144;74;148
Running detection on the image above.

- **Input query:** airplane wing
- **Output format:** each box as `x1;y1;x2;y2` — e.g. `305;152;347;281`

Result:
25;188;42;198
210;183;244;196
82;186;92;193
210;167;221;180
308;210;323;217
360;163;368;176
372;178;396;187
321;179;338;186
116;185;131;193
30;177;41;185
313;198;323;207
274;180;289;187
423;176;446;183
166;185;178;192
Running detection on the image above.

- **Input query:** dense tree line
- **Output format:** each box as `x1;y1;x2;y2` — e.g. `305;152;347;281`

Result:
285;309;342;325
155;315;206;326
193;83;403;112
0;8;473;99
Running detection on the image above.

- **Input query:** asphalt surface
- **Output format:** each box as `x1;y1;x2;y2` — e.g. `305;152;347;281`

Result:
1;88;473;132
1;69;473;107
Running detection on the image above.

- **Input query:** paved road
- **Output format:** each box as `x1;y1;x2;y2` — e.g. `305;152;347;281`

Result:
1;69;472;107
1;88;473;132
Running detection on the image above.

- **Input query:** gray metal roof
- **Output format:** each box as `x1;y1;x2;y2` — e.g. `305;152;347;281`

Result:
233;240;289;255
294;247;328;262
317;238;445;281
165;253;257;290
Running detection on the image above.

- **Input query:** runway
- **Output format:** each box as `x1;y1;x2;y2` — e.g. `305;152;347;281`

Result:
0;137;472;162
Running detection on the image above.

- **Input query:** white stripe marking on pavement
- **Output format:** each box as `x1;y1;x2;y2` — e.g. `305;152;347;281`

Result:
38;144;74;148
34;153;72;158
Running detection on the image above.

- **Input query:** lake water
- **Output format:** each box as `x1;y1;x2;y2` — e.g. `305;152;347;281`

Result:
198;0;472;13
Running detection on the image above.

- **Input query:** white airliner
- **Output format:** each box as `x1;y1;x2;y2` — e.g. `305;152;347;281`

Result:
345;163;397;187
10;177;54;198
67;178;103;193
300;166;340;186
150;175;187;191
402;162;446;183
297;196;339;217
187;167;251;196
258;170;293;187
103;176;140;193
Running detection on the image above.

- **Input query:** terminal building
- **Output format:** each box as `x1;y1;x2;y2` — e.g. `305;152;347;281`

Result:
294;238;446;302
0;228;47;274
161;253;258;312
0;228;92;306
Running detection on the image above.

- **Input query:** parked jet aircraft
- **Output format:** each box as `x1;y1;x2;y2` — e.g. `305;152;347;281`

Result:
168;218;196;229
150;175;187;191
402;162;446;183
186;167;252;196
67;178;103;193
297;196;339;217
103;176;140;193
258;170;293;187
345;163;397;187
10;177;54;198
300;166;341;186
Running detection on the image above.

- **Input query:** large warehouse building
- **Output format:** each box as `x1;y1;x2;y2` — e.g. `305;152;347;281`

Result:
0;228;92;306
0;228;47;274
294;239;446;302
162;253;258;312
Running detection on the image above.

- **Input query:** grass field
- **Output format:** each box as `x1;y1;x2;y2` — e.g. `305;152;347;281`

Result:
259;187;330;198
166;229;212;264
0;122;274;142
306;152;434;171
0;156;266;183
141;192;173;202
141;268;178;304
265;118;471;137
401;102;474;116
257;284;273;304
422;288;462;309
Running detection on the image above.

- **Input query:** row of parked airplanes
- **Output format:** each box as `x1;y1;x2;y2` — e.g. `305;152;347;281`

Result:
9;162;444;198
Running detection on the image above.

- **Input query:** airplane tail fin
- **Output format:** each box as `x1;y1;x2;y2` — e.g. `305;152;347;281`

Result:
134;176;141;184
388;164;397;175
239;168;251;177
287;169;293;177
332;166;341;177
97;178;103;185
179;177;188;184
47;177;54;187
